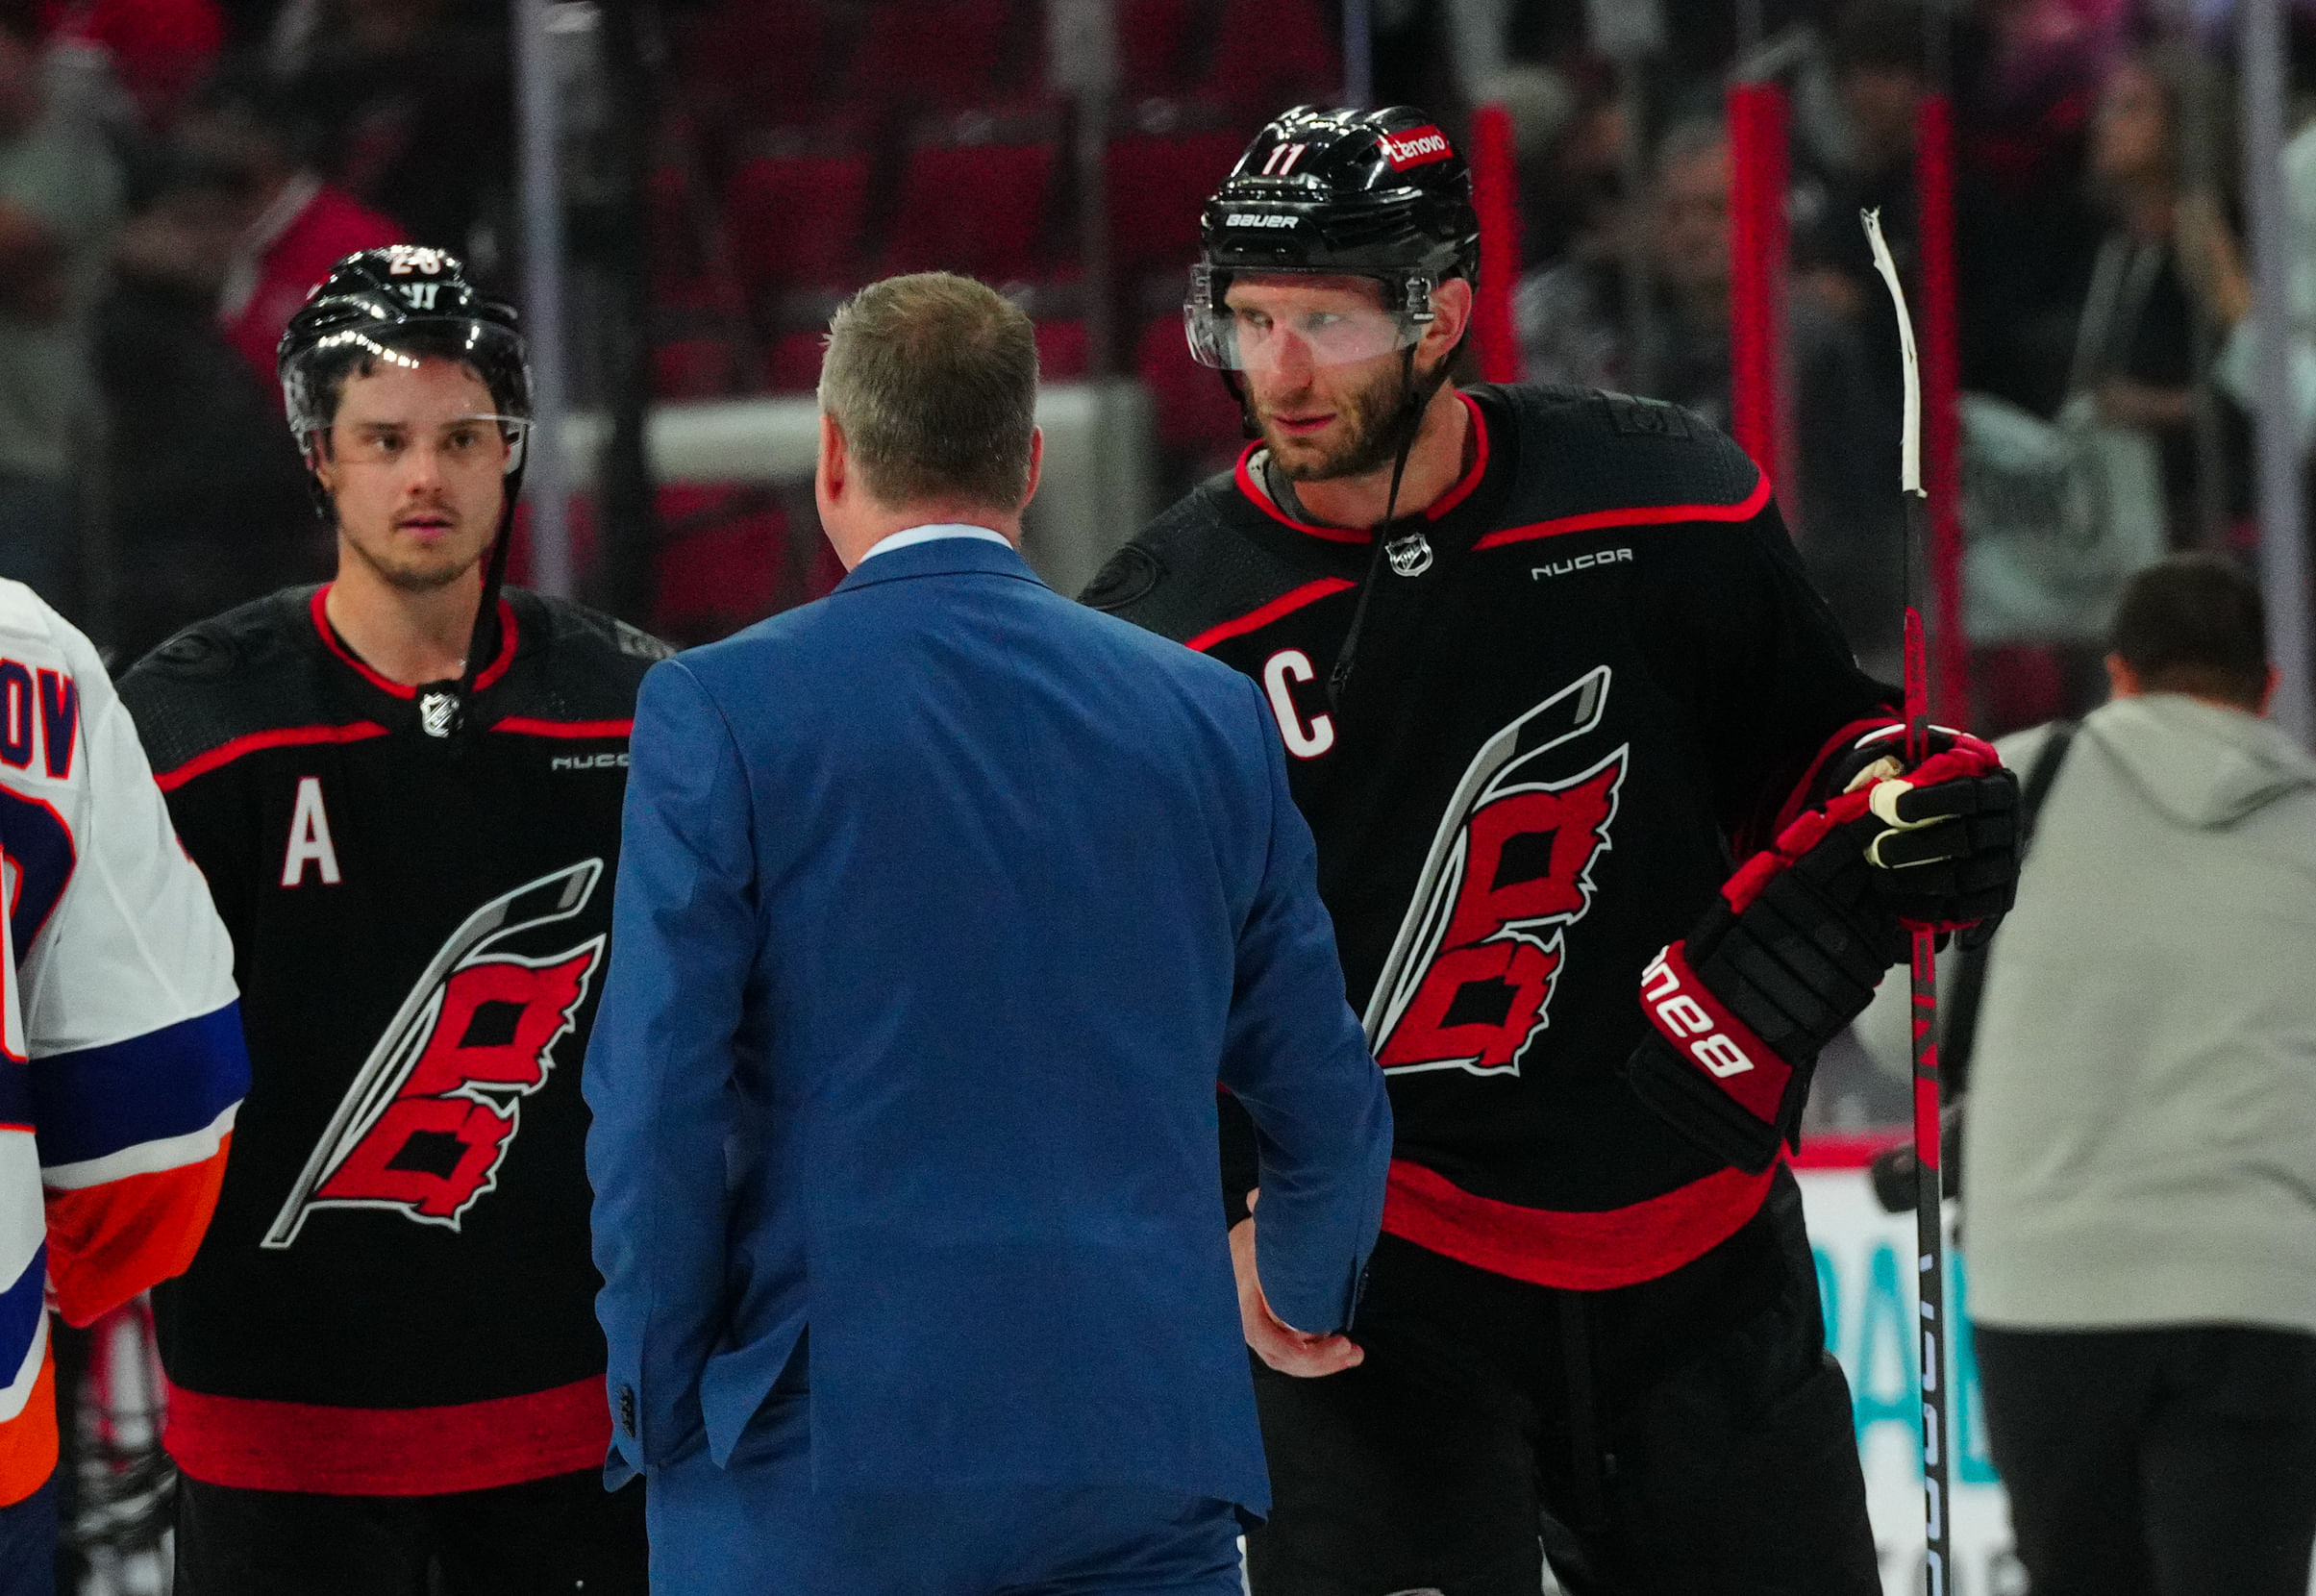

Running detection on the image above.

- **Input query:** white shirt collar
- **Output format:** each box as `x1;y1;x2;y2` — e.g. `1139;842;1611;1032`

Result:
858;523;1014;563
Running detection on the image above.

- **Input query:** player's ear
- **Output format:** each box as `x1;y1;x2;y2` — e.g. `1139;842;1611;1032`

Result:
1421;277;1475;366
1426;284;1463;361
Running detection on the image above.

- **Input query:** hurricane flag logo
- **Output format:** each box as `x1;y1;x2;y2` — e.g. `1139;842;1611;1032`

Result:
261;860;606;1247
1364;668;1624;1077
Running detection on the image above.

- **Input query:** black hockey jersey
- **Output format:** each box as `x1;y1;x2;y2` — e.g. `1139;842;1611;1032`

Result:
118;584;667;1495
1086;385;1896;1290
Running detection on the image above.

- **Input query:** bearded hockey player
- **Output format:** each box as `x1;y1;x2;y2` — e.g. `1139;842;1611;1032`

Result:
0;583;248;1596
117;248;661;1596
1084;108;2021;1594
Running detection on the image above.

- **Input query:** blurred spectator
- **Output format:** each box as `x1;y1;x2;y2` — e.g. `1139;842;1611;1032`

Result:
1951;0;2111;417
0;2;121;609
1505;52;1626;273
59;0;225;132
1517;112;1900;661
99;62;356;657
2180;116;2316;461
1793;0;1925;432
1964;553;2316;1596
268;0;511;260
148;61;402;389
2065;47;2244;544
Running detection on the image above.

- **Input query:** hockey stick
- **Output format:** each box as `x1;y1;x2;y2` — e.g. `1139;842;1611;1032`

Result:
1863;207;1951;1596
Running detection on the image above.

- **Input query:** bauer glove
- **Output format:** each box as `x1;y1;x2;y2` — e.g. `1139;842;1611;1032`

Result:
1621;733;2019;1173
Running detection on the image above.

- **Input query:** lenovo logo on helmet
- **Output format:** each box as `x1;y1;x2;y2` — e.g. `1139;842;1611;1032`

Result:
1381;126;1455;171
1227;212;1299;229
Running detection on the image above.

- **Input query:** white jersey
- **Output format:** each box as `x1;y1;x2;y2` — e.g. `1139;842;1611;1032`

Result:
0;581;247;1506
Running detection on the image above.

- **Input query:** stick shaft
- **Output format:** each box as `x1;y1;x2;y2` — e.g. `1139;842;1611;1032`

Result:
1905;596;1951;1594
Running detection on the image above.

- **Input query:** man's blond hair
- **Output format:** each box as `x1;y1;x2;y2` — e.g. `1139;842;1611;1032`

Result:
818;272;1038;510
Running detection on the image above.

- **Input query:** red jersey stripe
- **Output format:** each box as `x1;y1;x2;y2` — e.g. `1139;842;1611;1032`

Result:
1471;470;1775;550
164;1374;611;1496
309;587;519;697
155;723;390;791
1423;391;1490;520
490;717;634;739
1379;1157;1777;1290
1232;447;1370;544
1231;392;1491;536
1184;578;1357;654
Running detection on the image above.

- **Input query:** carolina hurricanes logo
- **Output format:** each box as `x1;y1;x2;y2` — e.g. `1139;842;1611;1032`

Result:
1365;668;1624;1077
261;860;606;1248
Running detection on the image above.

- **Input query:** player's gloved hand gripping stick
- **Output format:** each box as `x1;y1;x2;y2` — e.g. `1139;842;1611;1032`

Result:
1620;207;2019;1596
1622;726;2013;1175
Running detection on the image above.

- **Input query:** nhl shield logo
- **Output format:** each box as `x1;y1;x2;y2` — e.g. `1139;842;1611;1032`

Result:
1386;533;1433;578
418;690;460;737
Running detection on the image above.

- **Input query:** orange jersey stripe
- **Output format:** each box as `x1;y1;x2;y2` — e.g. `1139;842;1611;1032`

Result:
43;1136;230;1328
0;1348;55;1507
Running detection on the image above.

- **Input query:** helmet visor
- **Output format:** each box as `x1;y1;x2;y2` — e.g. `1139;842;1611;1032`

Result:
282;320;532;473
1183;290;1421;373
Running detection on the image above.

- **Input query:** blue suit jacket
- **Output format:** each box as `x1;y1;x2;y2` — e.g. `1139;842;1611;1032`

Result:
585;536;1390;1512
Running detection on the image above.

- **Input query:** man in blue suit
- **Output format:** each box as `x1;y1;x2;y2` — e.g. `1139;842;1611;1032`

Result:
585;271;1393;1595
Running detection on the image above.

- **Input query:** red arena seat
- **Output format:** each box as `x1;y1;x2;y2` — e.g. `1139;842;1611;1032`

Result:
1202;0;1338;113
760;329;829;392
726;150;873;300
654;486;788;647
1118;0;1197;97
651;338;740;400
1135;313;1244;467
676;0;827;124
1033;319;1090;380
883;137;1055;282
1106;128;1250;284
843;0;1018;111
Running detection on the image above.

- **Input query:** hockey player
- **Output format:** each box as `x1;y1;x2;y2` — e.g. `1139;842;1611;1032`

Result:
0;583;249;1596
1085;107;2021;1593
118;247;662;1596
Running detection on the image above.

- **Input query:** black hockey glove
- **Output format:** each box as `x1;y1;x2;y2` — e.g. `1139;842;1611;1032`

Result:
1622;734;2019;1173
1817;725;2023;935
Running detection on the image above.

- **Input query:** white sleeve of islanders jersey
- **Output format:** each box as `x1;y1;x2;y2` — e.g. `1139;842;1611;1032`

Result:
0;585;248;1486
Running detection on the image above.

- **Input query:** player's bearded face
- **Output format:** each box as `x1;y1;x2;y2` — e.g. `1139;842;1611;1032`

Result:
1226;278;1417;482
318;357;511;593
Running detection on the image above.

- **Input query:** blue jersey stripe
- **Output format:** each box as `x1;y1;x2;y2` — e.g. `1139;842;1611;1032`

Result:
29;1004;250;1169
0;1238;43;1383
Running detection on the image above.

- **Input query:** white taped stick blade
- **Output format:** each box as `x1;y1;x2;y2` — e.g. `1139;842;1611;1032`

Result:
1861;208;1924;497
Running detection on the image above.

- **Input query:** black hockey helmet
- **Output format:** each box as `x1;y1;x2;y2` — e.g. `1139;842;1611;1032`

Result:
278;244;532;482
279;245;533;736
1185;106;1482;370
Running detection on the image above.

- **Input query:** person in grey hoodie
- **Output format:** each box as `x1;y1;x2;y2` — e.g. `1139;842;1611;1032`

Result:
1962;552;2316;1596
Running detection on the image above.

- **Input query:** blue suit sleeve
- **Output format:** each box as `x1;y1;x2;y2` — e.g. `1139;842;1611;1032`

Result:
585;660;758;1476
1215;675;1393;1335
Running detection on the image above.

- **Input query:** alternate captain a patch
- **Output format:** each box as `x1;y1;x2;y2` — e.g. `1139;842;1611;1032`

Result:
261;860;605;1246
1364;668;1624;1077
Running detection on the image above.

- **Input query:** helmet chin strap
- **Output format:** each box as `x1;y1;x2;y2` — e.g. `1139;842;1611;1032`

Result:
443;468;523;739
1326;341;1432;709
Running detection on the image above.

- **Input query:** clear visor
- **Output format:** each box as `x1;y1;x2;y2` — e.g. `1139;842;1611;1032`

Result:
320;412;533;474
282;322;530;476
1183;295;1422;372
